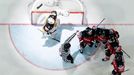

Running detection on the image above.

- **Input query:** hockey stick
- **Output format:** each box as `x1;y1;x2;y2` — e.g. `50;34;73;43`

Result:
122;49;131;58
51;38;60;42
96;18;106;28
38;28;44;32
38;28;45;35
38;29;60;42
37;3;43;9
64;31;79;43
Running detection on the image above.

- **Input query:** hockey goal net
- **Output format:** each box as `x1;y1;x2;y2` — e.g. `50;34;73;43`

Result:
30;0;86;25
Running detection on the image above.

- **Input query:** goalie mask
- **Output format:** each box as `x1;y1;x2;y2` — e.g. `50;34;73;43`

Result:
47;17;55;24
51;11;57;16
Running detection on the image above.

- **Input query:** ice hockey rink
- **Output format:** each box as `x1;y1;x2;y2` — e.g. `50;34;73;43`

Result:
0;0;134;75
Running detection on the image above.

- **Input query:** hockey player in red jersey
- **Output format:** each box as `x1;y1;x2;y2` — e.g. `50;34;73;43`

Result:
78;27;94;53
110;29;120;39
111;48;125;75
102;36;120;61
92;26;113;47
91;26;100;48
92;27;108;47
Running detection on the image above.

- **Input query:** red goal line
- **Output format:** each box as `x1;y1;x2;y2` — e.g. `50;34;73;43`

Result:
31;11;84;14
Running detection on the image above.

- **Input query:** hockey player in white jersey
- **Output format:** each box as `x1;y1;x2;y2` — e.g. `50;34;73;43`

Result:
59;43;74;63
39;11;60;41
39;10;69;42
59;31;78;64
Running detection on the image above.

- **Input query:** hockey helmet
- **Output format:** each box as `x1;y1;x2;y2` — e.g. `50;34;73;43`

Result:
47;17;55;24
64;43;71;49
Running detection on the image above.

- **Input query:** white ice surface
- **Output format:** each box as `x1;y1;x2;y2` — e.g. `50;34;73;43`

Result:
0;0;134;75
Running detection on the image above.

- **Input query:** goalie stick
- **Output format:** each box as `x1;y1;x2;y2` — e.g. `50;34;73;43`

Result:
52;30;78;43
38;28;44;34
38;28;60;42
51;37;60;42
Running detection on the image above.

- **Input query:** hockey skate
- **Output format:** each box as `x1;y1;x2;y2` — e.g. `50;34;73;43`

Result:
111;70;121;75
79;48;84;53
67;54;74;64
88;42;94;47
102;56;110;61
94;40;100;48
62;55;74;64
